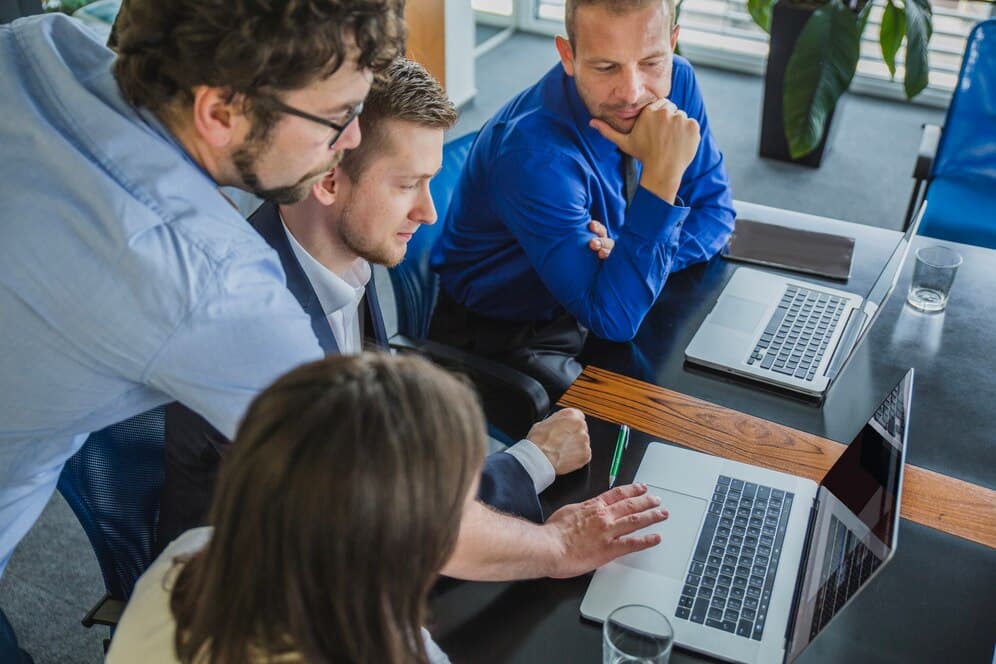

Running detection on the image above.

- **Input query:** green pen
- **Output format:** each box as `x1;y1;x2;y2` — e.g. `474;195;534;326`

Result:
608;424;630;488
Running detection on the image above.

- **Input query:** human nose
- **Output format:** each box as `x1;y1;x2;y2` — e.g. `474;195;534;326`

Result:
413;184;437;225
614;65;644;105
335;116;362;151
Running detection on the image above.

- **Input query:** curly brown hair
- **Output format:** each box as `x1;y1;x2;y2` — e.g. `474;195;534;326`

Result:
113;0;405;118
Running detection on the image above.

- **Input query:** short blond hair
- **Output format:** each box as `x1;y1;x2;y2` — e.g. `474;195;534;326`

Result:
339;58;458;179
564;0;676;49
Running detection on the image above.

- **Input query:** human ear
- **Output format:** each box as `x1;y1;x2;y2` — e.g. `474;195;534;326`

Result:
555;35;576;77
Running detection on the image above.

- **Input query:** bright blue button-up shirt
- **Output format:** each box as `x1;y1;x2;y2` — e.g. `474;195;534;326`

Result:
0;16;322;573
432;58;735;342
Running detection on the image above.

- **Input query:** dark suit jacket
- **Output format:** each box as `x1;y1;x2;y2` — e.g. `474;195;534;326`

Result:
157;202;541;550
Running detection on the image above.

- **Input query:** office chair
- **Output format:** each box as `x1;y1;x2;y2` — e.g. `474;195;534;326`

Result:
906;19;996;249
375;132;550;441
1;607;33;664
56;406;166;643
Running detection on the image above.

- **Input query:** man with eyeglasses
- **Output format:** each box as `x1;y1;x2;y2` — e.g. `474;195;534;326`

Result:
0;0;398;577
0;1;665;586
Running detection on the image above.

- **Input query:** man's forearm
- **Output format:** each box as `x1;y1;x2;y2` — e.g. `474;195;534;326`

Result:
442;500;559;581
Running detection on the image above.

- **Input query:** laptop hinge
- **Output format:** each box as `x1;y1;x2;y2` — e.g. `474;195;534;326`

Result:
782;495;820;661
823;309;865;380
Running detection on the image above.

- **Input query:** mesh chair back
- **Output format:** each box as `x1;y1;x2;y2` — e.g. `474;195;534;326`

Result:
389;132;477;340
922;19;996;248
57;406;166;601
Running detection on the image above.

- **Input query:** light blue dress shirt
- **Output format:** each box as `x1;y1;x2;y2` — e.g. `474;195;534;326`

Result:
0;16;323;573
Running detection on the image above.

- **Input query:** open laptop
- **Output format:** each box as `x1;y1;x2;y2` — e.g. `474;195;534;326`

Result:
580;369;912;663
684;203;925;398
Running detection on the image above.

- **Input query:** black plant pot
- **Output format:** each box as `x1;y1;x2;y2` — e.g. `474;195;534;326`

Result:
760;1;839;168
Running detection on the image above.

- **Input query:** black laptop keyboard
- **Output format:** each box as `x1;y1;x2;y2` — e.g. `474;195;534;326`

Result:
873;387;904;438
808;514;882;637
675;476;794;640
747;286;848;381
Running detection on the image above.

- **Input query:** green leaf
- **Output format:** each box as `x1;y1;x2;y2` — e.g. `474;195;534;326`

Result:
748;0;776;34
904;0;933;99
880;0;906;78
783;0;863;159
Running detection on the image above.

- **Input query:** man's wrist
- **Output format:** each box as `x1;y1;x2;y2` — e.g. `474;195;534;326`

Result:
506;439;556;492
639;170;682;203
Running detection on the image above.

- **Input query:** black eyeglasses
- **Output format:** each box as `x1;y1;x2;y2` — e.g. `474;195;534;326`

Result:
257;96;364;148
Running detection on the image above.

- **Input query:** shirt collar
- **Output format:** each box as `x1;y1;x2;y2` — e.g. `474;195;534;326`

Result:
559;67;621;161
279;214;371;317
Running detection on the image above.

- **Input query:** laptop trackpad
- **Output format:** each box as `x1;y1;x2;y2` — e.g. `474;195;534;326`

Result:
711;295;767;333
615;486;707;579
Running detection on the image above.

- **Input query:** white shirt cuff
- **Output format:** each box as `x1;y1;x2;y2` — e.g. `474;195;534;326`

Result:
504;439;556;494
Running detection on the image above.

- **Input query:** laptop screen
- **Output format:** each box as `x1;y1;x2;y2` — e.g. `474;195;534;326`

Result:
785;370;913;662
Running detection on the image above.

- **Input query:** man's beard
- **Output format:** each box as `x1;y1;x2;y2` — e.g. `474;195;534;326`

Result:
336;198;404;268
232;131;345;206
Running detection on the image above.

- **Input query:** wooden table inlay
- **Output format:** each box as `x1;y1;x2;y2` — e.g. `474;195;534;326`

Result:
560;366;996;549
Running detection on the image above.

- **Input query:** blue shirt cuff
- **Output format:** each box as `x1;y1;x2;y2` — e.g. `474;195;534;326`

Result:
504;439;556;493
625;187;690;243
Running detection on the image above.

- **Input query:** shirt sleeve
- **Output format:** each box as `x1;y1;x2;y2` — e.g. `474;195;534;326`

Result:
503;439;556;493
143;248;324;440
670;63;736;272
489;148;688;342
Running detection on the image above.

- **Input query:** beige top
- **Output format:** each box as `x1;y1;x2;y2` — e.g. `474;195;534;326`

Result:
107;527;450;663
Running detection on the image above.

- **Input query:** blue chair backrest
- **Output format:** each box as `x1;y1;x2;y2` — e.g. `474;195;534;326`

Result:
1;607;33;664
921;19;996;249
57;406;166;601
389;131;477;340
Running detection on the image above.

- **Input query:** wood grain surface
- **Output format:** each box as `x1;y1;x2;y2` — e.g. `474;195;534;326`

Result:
560;366;996;549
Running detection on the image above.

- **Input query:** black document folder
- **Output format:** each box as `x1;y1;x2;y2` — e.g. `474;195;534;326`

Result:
724;218;855;281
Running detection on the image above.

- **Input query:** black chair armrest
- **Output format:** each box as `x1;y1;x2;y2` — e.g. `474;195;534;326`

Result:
914;123;941;181
390;336;550;440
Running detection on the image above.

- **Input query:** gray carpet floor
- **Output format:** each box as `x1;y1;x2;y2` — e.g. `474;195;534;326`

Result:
0;29;946;664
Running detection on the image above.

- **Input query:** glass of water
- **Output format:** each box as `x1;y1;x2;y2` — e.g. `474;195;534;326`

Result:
603;604;674;663
906;245;962;313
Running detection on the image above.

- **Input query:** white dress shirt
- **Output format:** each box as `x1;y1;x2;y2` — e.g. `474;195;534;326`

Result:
282;218;370;354
281;220;556;492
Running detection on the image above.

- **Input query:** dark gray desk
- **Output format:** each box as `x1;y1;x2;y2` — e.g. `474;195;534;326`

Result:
431;202;996;663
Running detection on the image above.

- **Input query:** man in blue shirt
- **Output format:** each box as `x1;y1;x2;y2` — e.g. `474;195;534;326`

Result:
0;2;665;583
430;0;736;399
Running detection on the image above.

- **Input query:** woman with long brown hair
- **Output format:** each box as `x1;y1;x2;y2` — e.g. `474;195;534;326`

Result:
108;353;486;663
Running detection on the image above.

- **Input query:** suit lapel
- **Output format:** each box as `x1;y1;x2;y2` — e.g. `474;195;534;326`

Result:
364;279;390;349
248;201;340;355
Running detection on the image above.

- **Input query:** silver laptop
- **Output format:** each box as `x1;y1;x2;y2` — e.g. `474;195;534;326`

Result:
684;203;925;397
581;369;913;663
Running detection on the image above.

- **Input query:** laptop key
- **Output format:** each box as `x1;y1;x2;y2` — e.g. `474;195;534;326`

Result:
675;607;691;620
691;598;709;623
678;595;694;608
724;610;740;623
737;620;752;637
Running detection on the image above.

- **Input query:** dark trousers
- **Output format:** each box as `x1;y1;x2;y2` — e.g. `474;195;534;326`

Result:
429;291;588;402
155;403;230;554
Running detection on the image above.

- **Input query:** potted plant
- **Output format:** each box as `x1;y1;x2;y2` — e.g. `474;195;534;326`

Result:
751;0;933;165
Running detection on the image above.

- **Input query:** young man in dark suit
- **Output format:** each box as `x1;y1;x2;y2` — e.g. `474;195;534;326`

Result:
158;59;599;548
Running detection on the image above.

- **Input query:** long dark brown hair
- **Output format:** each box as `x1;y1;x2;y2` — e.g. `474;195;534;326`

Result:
169;353;487;663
